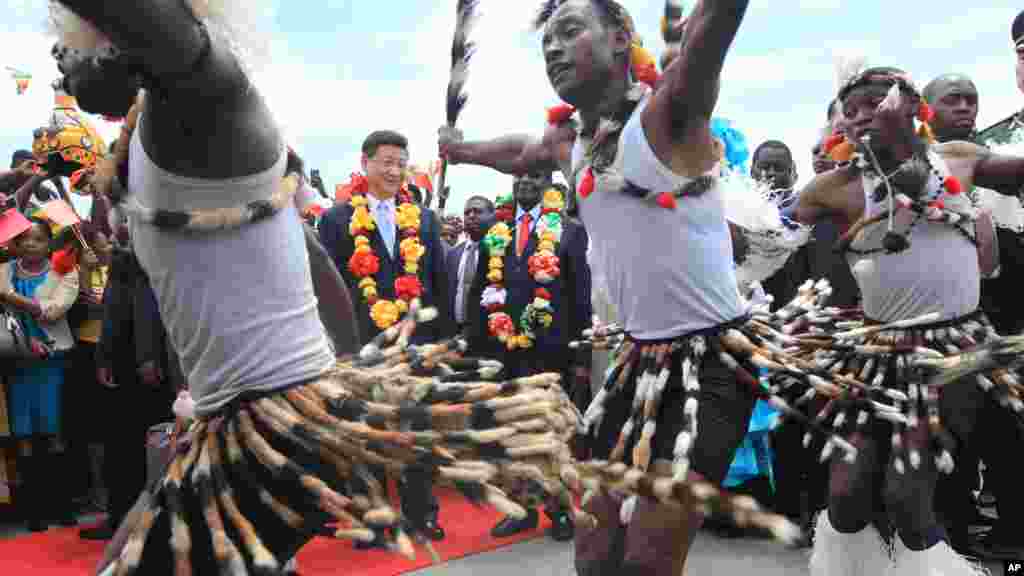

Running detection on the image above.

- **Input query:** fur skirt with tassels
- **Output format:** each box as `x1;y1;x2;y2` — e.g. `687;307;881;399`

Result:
96;302;806;575
786;308;1023;474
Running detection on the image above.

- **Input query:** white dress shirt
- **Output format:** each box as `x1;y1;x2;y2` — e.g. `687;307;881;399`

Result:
454;241;479;324
367;194;397;258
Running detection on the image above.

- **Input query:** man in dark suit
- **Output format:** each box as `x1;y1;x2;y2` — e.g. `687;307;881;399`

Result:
467;173;592;542
447;196;495;337
319;131;454;346
318;130;451;544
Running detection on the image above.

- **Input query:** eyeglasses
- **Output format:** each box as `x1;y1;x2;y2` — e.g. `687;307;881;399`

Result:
371;157;408;171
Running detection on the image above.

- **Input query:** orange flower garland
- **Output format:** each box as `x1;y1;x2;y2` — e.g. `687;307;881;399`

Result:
345;175;425;330
480;188;564;350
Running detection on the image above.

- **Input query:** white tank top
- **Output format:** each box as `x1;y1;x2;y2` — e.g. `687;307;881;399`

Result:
848;153;980;322
129;115;335;416
572;94;747;340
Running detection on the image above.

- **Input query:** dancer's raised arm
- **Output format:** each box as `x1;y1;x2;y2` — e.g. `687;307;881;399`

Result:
52;0;280;179
643;0;750;172
55;0;214;85
440;120;575;176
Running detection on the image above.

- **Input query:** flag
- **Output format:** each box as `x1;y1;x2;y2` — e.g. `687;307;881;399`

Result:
39;199;81;228
6;68;31;95
0;209;33;245
335;183;352;204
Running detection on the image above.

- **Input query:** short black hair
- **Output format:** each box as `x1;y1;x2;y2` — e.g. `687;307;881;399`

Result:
534;0;628;31
752;140;794;166
465;195;495;212
1014;9;1024;44
827;99;839;121
361;130;408;158
922;74;976;105
11;150;33;169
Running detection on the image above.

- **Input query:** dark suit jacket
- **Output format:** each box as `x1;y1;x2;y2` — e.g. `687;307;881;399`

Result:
96;248;184;396
446;240;479;328
319;201;454;344
467;213;592;379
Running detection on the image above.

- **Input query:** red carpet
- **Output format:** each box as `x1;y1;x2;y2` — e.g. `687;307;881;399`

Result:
0;488;550;575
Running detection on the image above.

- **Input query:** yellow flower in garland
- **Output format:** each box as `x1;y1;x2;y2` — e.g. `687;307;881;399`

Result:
537;231;557;254
349;205;376;236
370;300;401;329
399;237;426;262
395;203;422;230
354;236;372;253
542;188;566;211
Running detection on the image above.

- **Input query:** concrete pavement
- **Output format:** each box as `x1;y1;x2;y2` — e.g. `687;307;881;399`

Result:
409;532;1009;576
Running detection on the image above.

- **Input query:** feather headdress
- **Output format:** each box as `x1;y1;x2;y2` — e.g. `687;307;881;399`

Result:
833;51;868;96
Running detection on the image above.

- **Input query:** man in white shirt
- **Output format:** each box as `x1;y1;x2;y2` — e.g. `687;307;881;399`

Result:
446;195;494;337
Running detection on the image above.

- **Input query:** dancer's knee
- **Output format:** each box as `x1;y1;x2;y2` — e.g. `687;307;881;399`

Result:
827;468;874;532
621;496;696;576
884;476;940;550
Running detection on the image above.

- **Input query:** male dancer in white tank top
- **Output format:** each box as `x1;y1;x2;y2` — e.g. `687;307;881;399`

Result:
441;2;773;575
48;1;622;574
796;66;1024;575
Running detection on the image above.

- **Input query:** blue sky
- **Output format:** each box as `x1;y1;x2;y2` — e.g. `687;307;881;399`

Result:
2;1;1023;215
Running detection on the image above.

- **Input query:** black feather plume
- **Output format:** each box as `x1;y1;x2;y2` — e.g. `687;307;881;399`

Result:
439;0;480;213
446;0;479;126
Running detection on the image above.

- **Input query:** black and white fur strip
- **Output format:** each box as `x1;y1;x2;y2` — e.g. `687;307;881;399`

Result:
98;312;806;573
116;172;298;234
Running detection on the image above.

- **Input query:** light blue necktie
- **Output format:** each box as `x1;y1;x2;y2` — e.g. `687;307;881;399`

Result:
377;202;395;259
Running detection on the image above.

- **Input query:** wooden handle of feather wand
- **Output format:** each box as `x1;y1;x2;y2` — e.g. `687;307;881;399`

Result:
438;152;450;215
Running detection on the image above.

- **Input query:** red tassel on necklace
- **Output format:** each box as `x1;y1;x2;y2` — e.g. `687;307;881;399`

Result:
578;168;595;199
656;192;677;210
944;176;962;195
547;104;577;125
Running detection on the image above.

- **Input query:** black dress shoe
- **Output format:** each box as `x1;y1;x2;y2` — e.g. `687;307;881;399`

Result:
51;510;79;528
490;509;539;538
546;510;574;542
26;519;47;533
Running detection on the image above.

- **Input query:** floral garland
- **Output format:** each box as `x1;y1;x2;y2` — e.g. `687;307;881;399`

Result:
345;174;425;330
481;188;565;350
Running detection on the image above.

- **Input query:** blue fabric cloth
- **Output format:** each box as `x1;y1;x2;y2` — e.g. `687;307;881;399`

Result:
723;371;780;489
710;117;750;174
10;263;49;343
8;357;65;437
7;261;66;437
